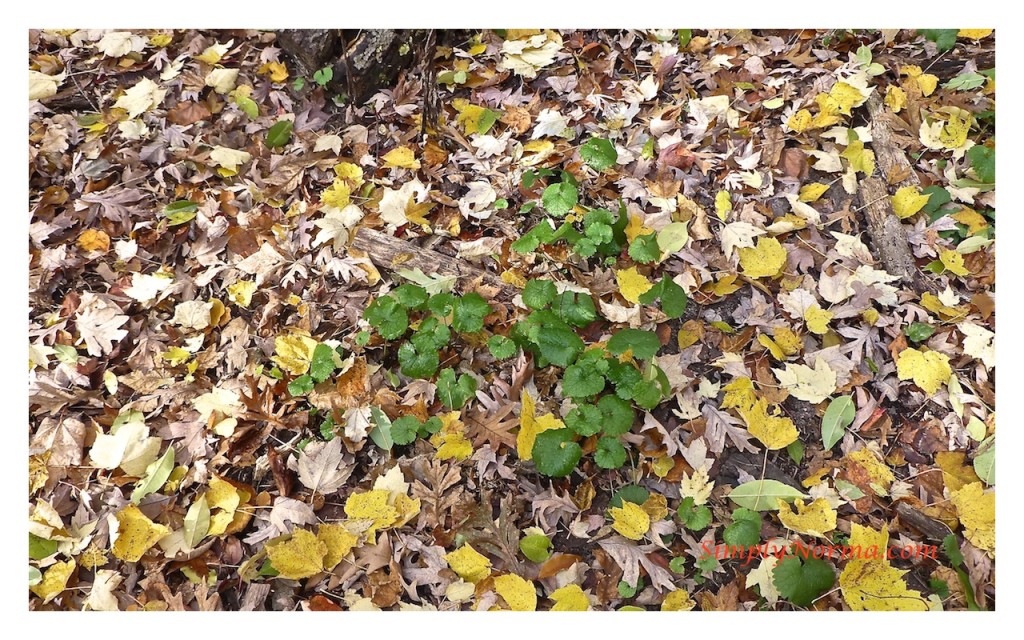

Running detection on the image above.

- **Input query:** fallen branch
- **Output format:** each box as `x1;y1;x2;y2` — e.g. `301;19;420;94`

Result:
859;177;917;284
350;227;512;295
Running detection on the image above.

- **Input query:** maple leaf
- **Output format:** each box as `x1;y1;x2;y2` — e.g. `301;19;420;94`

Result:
773;357;838;404
295;437;352;495
839;524;928;611
75;293;129;357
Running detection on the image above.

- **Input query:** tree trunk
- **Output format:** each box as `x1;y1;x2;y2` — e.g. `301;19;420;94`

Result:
276;29;426;104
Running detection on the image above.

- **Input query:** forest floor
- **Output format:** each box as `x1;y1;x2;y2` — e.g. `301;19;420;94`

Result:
29;28;995;611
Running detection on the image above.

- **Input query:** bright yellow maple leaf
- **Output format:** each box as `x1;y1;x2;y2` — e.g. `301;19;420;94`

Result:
493;574;537;611
272;332;318;376
951;482;995;556
549;584;591;611
738;237;787;279
777;498;837;538
206;474;250;536
227;280;256;308
884;85;907;113
78;229;110;253
661;589;697;611
258;61;288;83
722;377;757;412
787;109;812;133
829;82;868;115
839;524;928;611
609;501;650;540
939;109;973;149
317;523;361;570
902;65;938;97
624;213;654;243
344;490;399;539
841;140;875;175
951;207;989;235
799;183;829;203
741;397;799;450
429;411;474;461
896;347;952;394
266;528;327;579
320;180;351;209
940;249;970;276
445;543;492;583
804;305;833;335
30;559;76;603
958;29;993;39
113;505;170;562
382;146;421;169
892;186;931;219
615;266;654;304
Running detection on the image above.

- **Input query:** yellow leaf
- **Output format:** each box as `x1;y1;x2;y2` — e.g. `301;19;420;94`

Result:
902;65;938;97
841;140;875;175
227;280;256;307
920;292;969;321
679;466;714;505
896;347;952;394
641;493;670;522
829;81;867;115
935;451;981;493
149;34;172;48
787;109;812;133
161;347;190;366
77;229;110;253
741;397;799;450
844;448;895;496
266;528;327;579
609;501;650;541
839;524;927;611
550;584;590;611
445;543;492;583
951;207;989;235
196;41;231;65
112;505;170;562
615;266;654;304
453;102;488;135
940;249;970;276
517;390;563;461
651;455;675;478
317;523;361;570
382;146;421;169
712;273;742;297
958;29;992;40
940;110;972;149
30;559;75;603
776;498;837;538
258;61;288;83
333;162;364;188
661;589;696;611
891;186;931;219
804;305;833;335
429;411;474;462
624;213;653;243
493;574;537;611
272;332;318;376
714;190;732;221
950;482;995;555
884;85;907;113
344;490;399;539
722;377;757;412
320;180;351;209
205;475;250;536
738;237;787;279
798;183;829;203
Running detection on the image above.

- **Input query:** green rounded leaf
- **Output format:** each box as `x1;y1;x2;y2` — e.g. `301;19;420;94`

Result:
487;335;517;359
579;137;617;171
773;555;835;607
365;296;408;340
821;395;855;451
520;534;553;563
565;403;602;436
607;328;661;361
391;416;422;446
437;368;477;409
532;428;582;478
541;182;578;217
595;436;627;469
523;278;557;310
452;293;491;333
598;395;635;436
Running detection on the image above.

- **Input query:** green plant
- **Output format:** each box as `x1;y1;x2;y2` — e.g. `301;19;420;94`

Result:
722;508;762;546
677;497;712;531
773;553;835;607
312;66;333;87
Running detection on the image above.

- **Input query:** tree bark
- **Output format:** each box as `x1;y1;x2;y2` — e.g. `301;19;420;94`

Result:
275;29;426;104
